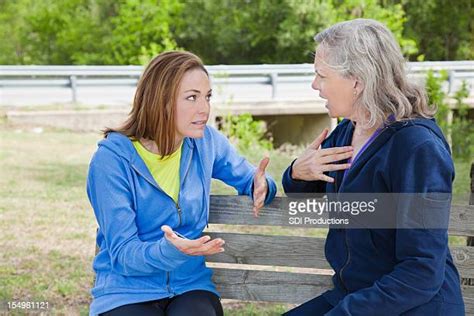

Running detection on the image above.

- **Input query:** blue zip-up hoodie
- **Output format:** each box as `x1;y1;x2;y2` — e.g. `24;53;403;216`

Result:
87;126;276;316
282;118;465;315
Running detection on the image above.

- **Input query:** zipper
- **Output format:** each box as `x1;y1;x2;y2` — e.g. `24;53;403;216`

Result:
132;143;193;227
334;122;393;294
131;144;194;298
176;203;182;226
338;230;350;293
166;271;173;295
333;172;349;292
175;147;193;227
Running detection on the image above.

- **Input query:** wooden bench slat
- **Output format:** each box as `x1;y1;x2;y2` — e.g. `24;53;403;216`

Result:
205;233;474;279
462;285;474;315
206;232;330;269
212;268;333;304
448;205;474;237
452;246;474;279
209;196;474;236
212;267;474;309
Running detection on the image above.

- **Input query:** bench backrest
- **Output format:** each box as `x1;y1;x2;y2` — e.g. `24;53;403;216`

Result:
206;163;474;313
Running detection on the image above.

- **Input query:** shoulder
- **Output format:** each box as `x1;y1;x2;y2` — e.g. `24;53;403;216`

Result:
89;133;133;170
388;119;449;154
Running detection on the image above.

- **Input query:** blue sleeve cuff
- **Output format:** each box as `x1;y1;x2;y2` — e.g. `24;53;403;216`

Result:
151;237;192;271
264;176;277;205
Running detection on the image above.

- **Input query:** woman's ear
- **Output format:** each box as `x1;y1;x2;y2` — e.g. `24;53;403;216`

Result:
354;79;365;96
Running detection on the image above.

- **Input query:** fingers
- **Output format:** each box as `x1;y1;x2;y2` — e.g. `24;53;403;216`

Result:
319;146;353;157
319;150;354;164
253;179;267;218
162;226;226;256
320;163;352;172
162;225;212;248
253;196;265;217
253;186;266;217
257;156;270;174
253;205;261;217
320;174;335;183
190;238;225;256
161;225;177;240
253;156;270;217
309;128;329;149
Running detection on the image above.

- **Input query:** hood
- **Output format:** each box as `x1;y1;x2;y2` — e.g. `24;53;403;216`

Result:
98;132;136;162
384;117;451;154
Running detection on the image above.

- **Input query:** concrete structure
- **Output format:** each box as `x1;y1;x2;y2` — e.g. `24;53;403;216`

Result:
6;100;337;145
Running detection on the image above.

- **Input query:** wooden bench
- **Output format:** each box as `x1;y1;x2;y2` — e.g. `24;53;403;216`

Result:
205;163;474;314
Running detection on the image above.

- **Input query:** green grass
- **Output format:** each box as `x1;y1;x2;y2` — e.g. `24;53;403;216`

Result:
0;121;471;315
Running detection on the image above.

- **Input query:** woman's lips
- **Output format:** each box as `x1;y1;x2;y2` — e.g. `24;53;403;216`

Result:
191;120;207;126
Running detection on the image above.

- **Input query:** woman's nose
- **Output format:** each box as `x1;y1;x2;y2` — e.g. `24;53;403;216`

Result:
312;77;320;91
198;98;210;114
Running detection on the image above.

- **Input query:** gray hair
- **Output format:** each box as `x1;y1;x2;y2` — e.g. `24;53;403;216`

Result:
314;18;435;127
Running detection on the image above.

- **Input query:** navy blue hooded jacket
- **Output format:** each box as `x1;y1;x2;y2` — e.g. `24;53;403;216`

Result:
282;118;465;315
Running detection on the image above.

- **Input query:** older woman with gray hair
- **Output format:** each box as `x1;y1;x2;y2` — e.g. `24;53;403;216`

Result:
282;19;465;315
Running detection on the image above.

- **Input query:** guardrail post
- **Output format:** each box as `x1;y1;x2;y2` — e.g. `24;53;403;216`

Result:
69;75;77;103
270;73;278;99
446;70;456;147
448;70;455;95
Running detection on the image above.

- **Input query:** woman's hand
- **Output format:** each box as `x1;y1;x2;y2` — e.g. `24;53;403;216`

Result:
292;128;353;182
253;157;270;217
161;225;225;256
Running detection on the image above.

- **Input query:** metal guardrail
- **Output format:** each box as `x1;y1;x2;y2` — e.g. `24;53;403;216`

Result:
1;61;473;103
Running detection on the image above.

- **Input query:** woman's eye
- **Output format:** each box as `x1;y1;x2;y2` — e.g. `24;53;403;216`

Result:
206;94;212;101
186;95;197;101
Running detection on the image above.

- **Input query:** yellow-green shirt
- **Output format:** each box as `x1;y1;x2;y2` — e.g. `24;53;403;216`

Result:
132;141;182;203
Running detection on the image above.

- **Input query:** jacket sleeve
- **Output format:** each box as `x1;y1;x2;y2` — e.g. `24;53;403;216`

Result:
209;127;276;205
87;148;191;276
326;140;454;315
282;159;327;193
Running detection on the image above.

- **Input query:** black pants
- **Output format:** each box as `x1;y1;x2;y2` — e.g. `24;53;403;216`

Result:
100;290;223;316
283;294;333;316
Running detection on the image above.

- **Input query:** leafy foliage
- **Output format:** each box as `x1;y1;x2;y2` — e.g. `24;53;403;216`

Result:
3;0;462;65
220;114;273;154
403;0;473;60
0;0;181;65
427;70;473;161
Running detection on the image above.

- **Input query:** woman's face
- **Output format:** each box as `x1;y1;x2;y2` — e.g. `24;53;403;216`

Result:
312;50;359;119
175;68;212;141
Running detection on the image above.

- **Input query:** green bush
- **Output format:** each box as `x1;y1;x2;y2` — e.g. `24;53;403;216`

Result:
220;113;273;154
451;81;473;161
426;70;473;161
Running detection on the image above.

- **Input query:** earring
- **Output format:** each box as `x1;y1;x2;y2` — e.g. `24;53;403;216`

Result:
353;90;357;96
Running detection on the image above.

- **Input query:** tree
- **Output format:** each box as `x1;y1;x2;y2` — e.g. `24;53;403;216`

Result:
332;0;418;57
173;0;290;64
101;0;182;65
403;0;473;60
174;0;418;64
0;0;182;65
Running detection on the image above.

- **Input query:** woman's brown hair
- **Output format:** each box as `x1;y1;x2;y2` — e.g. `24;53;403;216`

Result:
104;51;208;156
